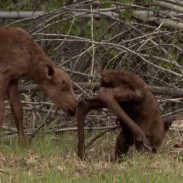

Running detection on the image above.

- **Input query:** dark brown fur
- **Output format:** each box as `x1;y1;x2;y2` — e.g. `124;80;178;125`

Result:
77;69;169;160
100;69;166;157
0;27;77;142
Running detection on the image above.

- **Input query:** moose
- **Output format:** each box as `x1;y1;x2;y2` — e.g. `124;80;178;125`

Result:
0;27;77;143
77;69;171;160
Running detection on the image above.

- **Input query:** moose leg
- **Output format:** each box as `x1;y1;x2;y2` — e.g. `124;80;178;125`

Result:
7;81;26;144
115;129;134;160
98;87;152;152
0;75;9;131
76;96;105;159
0;92;5;131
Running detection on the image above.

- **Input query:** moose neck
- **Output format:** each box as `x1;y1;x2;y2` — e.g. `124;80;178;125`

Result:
27;41;54;86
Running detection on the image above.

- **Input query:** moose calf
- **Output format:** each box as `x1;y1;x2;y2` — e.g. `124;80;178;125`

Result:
0;27;77;143
77;69;170;160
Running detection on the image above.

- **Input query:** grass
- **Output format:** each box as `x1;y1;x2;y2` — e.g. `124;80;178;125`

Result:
0;131;183;183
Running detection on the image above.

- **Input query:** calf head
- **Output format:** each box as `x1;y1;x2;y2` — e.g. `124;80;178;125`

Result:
40;64;77;116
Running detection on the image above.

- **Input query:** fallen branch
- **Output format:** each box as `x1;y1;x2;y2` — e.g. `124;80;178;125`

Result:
161;0;183;6
152;0;183;14
18;83;183;98
132;10;183;31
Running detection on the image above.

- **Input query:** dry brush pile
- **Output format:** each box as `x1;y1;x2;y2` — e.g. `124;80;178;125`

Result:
1;0;183;140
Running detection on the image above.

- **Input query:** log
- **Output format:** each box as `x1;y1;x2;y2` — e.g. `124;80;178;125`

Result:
18;83;183;98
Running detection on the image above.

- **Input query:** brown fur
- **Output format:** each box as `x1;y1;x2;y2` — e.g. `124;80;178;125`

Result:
77;69;169;160
100;69;166;157
0;27;77;142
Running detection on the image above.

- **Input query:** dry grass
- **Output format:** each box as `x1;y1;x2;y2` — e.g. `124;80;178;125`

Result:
0;130;183;183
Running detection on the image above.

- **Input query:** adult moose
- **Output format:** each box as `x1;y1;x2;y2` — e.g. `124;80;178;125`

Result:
77;69;170;160
0;27;77;143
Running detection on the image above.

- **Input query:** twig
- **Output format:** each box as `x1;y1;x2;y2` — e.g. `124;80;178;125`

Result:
90;4;95;77
30;106;54;139
162;108;183;118
85;125;119;149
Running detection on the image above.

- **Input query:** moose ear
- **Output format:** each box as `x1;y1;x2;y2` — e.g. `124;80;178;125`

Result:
45;64;54;80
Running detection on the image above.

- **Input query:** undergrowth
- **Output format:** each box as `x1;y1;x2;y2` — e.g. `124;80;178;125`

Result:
0;131;183;183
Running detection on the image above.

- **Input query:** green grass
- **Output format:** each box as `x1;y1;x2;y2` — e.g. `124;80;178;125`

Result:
0;132;183;183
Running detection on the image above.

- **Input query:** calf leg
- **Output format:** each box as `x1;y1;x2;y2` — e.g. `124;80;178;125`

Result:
7;81;26;144
0;75;9;130
0;93;5;130
77;96;104;159
115;130;134;160
98;87;152;152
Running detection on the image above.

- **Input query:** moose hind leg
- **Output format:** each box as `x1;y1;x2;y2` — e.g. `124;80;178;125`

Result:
98;87;152;152
0;75;9;131
7;81;26;144
0;94;5;131
115;130;134;160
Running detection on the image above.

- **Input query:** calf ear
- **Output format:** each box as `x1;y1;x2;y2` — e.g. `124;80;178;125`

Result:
45;64;55;80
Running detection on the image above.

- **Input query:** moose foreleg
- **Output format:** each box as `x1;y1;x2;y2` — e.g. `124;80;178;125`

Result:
7;81;26;145
98;87;152;152
76;96;104;159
